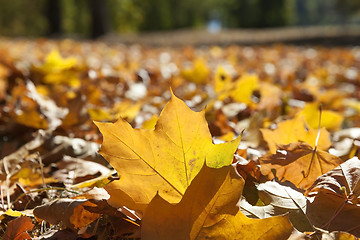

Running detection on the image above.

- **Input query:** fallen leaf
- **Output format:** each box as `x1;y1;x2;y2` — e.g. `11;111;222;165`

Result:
181;58;210;84
306;190;360;238
54;155;111;185
0;209;23;220
259;142;342;189
321;231;359;240
306;157;360;201
141;115;158;130
261;117;331;154
38;50;77;73
33;199;100;230
257;82;283;110
3;216;34;240
95;91;240;212
240;181;311;232
232;73;259;105
304;157;360;237
297;102;343;131
142;164;294;240
71;170;115;189
35;50;80;87
11;166;57;187
235;158;260;181
214;65;233;96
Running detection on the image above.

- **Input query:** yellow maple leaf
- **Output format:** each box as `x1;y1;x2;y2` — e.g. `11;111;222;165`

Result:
298;102;343;131
95;91;240;212
181;58;210;84
142;165;294;240
88;101;142;122
214;65;233;95
261;117;331;154
37;50;80;87
40;50;77;73
231;73;259;105
142;115;158;130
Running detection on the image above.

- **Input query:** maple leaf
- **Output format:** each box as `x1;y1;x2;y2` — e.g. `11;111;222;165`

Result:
231;73;259;105
214;65;233;95
141;164;294;240
39;50;77;73
181;58;210;84
35;50;80;87
261;117;331;154
298;103;343;131
259;142;342;189
214;69;259;106
95;91;240;212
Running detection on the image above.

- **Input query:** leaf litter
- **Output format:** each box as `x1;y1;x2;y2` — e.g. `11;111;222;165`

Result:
1;39;360;239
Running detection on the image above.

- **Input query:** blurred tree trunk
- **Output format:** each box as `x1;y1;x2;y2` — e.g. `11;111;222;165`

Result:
46;0;62;36
90;0;109;38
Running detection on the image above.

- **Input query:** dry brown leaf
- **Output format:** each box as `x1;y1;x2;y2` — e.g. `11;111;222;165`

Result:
305;157;360;237
33;198;100;230
259;142;342;189
306;157;360;201
3;216;34;240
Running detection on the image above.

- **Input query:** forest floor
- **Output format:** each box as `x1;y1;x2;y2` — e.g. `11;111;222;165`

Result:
1;30;360;239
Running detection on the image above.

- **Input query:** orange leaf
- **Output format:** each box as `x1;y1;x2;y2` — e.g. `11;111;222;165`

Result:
261;117;331;154
3;216;34;240
259;142;342;189
142;164;294;240
33;199;100;230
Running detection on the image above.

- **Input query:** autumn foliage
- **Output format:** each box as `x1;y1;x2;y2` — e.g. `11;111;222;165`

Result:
1;38;360;239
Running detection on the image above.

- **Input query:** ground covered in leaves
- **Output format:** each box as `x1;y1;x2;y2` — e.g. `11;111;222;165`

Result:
1;38;360;239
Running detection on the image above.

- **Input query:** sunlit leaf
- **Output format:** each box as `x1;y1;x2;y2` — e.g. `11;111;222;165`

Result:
95;91;240;212
142;165;294;240
298;103;343;131
261;117;331;154
259;142;342;189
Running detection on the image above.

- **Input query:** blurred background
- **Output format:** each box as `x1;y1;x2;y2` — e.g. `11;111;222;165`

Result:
0;0;360;40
